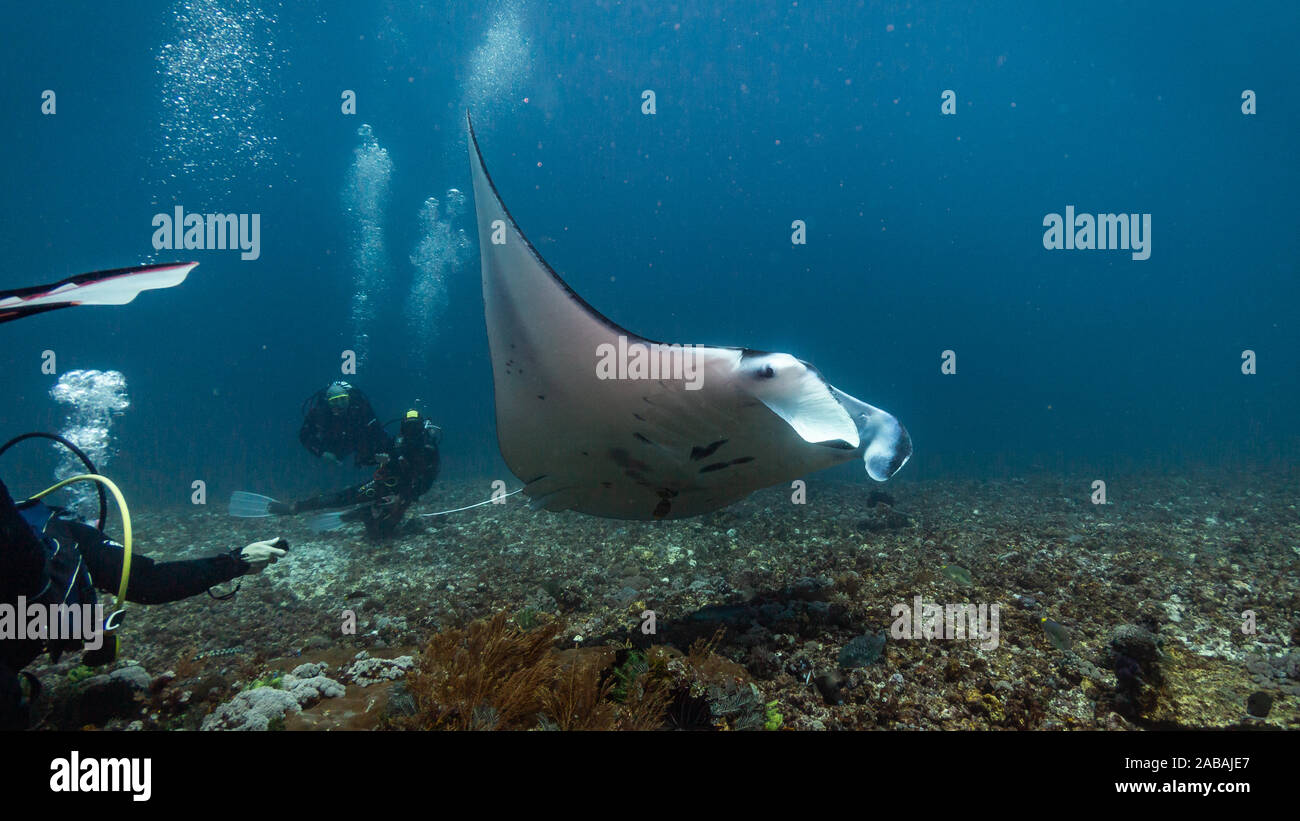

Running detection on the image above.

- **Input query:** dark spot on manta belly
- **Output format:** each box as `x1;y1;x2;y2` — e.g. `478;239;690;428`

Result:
633;413;646;422
690;439;728;461
633;432;653;445
698;456;755;474
610;448;650;474
537;395;545;400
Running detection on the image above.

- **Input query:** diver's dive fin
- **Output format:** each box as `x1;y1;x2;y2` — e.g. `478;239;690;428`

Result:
0;262;197;324
308;511;348;532
228;491;278;518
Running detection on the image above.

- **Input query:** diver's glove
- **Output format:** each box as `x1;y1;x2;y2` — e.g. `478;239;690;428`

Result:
238;537;288;574
322;451;341;465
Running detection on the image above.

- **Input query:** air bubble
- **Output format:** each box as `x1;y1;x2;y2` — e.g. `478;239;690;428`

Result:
154;0;285;195
343;124;394;365
407;190;473;372
50;370;130;519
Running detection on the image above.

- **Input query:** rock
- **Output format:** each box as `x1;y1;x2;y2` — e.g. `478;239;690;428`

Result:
838;632;886;669
1104;623;1164;721
71;674;139;726
1246;690;1273;718
202;686;301;731
1074;658;1105;681
374;615;409;633
1108;624;1161;670
287;674;346;702
201;667;346;731
291;662;328;679
790;576;833;600
110;665;151;692
342;655;414;687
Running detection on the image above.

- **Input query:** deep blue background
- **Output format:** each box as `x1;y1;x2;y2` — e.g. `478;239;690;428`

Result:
1;1;1296;509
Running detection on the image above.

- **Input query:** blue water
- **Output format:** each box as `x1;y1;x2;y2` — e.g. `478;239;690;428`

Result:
2;1;1296;507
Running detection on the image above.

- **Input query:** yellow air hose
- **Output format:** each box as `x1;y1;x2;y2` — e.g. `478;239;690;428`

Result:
28;474;133;615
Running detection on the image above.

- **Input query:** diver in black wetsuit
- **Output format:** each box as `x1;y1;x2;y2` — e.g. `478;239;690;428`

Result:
298;381;392;467
274;409;441;540
0;477;286;730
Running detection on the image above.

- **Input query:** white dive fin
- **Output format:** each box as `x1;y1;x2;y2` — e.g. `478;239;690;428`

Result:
0;262;197;324
308;511;348;532
228;491;277;518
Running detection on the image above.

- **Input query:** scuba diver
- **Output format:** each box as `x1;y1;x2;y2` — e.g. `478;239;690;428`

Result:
269;410;441;540
1;263;287;727
0;435;288;730
299;381;392;467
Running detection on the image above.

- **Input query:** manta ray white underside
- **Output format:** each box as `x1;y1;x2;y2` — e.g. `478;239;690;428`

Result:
467;114;910;520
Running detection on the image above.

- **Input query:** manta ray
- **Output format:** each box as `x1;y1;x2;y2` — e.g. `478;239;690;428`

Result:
467;114;910;520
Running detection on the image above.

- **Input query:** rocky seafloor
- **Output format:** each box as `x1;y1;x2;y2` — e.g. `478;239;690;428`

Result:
24;469;1300;731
